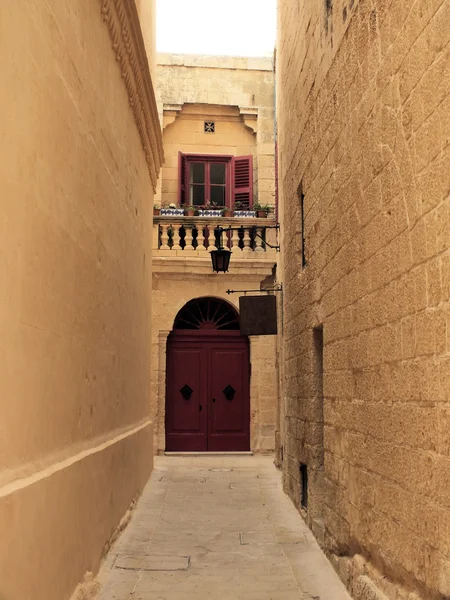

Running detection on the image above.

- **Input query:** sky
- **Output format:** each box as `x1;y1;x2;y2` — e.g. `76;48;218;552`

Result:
156;0;276;57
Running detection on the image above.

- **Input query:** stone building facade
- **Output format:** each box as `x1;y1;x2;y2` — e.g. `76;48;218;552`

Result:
276;1;450;599
0;2;162;599
151;55;279;453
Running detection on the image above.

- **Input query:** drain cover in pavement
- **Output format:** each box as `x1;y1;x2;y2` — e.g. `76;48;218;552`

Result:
114;554;190;571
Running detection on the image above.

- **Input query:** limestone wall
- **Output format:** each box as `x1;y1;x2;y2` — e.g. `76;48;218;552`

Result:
0;2;161;598
156;54;276;209
151;269;278;453
277;0;450;599
151;53;278;453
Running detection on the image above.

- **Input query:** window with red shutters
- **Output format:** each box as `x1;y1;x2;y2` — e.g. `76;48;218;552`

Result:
177;154;253;209
232;155;253;209
178;151;187;206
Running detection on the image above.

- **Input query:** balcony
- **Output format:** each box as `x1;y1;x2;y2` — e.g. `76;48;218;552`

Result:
152;215;278;276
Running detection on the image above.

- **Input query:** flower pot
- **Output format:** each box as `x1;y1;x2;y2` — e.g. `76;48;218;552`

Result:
161;208;184;216
153;208;161;216
222;210;233;218
185;209;195;217
257;210;267;218
234;210;256;218
199;209;222;217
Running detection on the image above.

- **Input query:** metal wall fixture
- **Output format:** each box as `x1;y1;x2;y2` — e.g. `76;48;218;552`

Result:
210;224;280;272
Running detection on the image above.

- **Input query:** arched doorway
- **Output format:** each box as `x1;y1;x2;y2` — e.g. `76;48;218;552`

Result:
165;297;250;452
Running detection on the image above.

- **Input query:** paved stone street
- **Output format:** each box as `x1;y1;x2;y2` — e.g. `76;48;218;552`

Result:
97;456;351;600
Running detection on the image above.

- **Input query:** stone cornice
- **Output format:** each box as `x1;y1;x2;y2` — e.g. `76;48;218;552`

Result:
161;103;259;134
100;0;163;191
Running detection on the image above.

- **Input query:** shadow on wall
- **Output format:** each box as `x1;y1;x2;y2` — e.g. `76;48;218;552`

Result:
325;0;333;34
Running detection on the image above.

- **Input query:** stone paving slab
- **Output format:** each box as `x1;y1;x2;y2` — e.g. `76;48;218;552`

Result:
97;456;352;600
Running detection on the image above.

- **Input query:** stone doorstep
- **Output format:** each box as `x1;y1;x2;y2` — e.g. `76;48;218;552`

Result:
114;554;191;572
164;451;254;456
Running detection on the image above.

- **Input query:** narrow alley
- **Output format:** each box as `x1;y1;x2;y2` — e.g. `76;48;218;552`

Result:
97;457;351;600
2;1;449;599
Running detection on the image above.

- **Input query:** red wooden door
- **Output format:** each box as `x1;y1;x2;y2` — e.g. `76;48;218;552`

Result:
165;334;250;452
208;343;250;451
165;342;208;451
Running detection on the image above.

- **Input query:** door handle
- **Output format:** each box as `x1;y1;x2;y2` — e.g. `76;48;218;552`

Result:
212;398;216;403
199;404;203;412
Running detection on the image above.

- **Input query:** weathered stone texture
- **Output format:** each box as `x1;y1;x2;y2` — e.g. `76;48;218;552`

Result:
0;2;161;599
277;0;450;599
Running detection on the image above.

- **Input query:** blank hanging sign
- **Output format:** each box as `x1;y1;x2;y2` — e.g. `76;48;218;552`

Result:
239;295;278;336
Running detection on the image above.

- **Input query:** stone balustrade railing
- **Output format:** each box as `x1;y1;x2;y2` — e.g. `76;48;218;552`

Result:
153;216;278;256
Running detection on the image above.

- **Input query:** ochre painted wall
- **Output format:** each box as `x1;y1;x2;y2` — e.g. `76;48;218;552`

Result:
161;104;257;207
151;54;278;454
151;271;279;453
156;54;276;210
0;2;160;598
277;0;450;599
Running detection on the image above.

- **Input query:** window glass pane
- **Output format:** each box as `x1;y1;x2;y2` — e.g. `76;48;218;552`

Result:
190;163;205;184
210;186;225;207
191;185;205;206
210;163;226;184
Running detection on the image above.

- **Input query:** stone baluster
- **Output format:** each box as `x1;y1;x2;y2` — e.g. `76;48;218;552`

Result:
254;227;264;252
172;224;181;250
208;224;224;252
231;227;241;253
184;224;194;250
243;226;252;254
160;223;170;249
207;224;218;252
196;221;206;252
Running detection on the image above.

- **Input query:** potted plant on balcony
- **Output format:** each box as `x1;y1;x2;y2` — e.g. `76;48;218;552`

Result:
184;205;195;217
254;203;269;218
221;207;233;218
153;204;161;216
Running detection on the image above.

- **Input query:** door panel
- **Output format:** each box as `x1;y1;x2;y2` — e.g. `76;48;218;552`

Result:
165;344;207;451
208;345;250;451
165;335;250;452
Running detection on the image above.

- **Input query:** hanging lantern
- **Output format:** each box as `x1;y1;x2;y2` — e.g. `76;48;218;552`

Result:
209;224;279;273
210;248;231;273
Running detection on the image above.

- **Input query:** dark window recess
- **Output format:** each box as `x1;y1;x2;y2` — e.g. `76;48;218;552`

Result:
313;325;324;461
204;121;215;133
300;463;308;510
298;184;307;268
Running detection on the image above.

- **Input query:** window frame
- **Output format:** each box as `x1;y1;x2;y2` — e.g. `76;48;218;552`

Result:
178;153;254;210
184;154;233;208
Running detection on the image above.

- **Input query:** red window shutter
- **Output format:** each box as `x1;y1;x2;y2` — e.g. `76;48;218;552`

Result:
178;151;187;205
232;155;253;209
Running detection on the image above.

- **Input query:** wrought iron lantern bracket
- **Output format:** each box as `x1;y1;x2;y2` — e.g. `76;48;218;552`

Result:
210;224;280;273
226;283;283;295
213;224;280;251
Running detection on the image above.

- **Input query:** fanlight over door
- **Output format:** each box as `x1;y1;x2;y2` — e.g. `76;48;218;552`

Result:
174;297;240;331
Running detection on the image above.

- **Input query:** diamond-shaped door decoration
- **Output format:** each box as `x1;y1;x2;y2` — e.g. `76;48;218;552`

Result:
180;384;193;401
223;385;236;401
